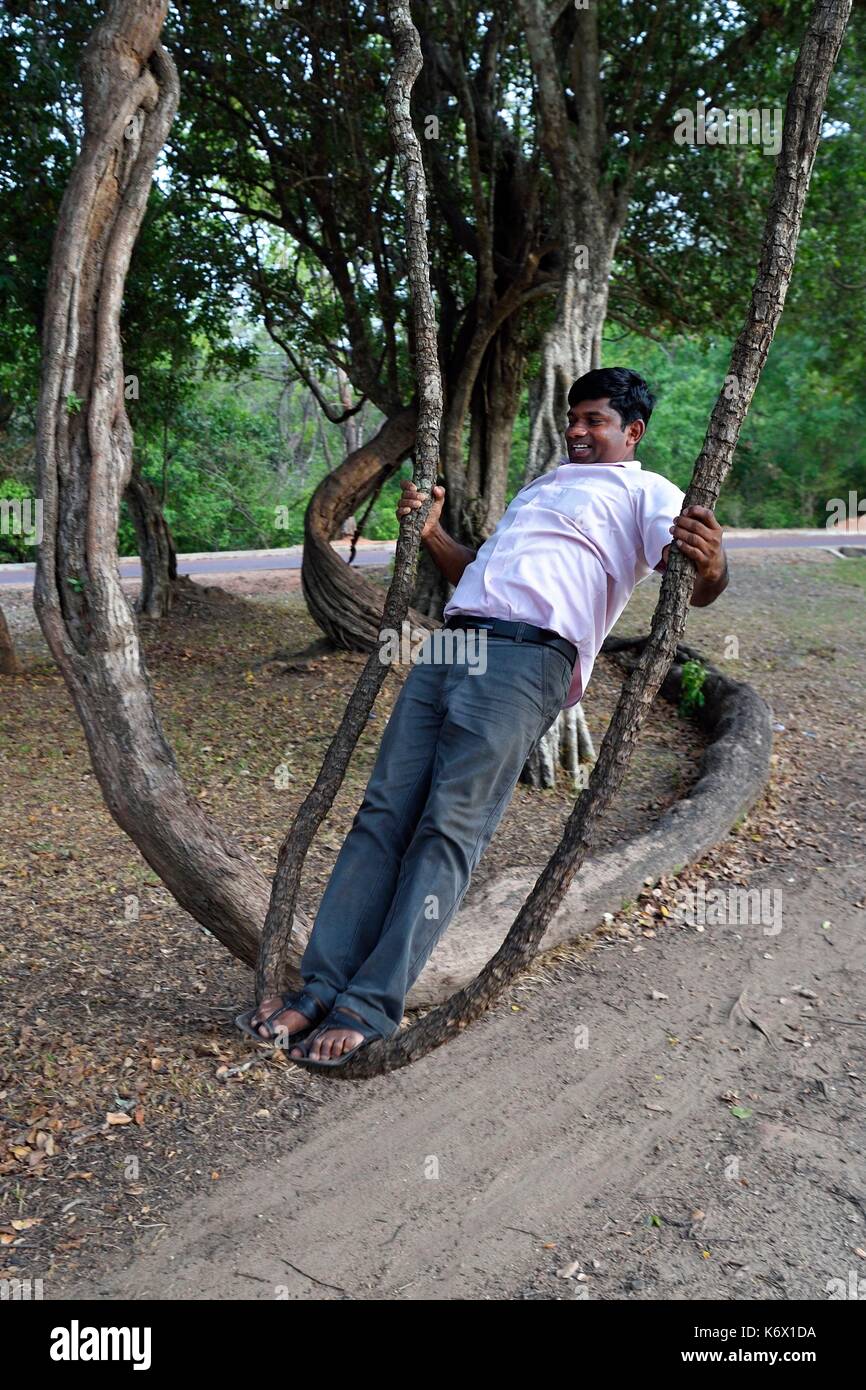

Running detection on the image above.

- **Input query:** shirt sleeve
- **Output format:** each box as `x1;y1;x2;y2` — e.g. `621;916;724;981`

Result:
636;476;687;573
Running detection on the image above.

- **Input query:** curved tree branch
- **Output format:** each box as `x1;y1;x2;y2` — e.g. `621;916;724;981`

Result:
32;1;274;969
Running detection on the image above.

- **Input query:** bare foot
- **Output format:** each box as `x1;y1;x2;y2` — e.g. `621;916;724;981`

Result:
251;996;313;1042
290;1007;367;1061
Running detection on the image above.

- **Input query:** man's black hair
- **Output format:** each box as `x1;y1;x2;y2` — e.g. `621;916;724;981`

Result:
567;367;656;430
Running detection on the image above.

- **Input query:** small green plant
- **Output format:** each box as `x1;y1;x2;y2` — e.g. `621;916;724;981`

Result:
66;575;84;593
65;392;83;414
679;658;707;717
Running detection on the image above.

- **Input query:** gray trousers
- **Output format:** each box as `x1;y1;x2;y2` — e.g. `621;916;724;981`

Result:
299;632;575;1040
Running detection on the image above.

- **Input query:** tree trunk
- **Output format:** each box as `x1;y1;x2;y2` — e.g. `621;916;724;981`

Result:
0;603;21;675
338;366;361;457
517;0;621;484
410;541;451;620
301;405;439;649
523;250;614;483
519;702;596;791
32;0;288;971
337;370;360;538
512;0;626;785
464;326;524;546
518;219;612;788
411;317;525;621
125;458;177;617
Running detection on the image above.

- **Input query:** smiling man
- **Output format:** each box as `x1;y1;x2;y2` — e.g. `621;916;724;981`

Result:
239;366;728;1068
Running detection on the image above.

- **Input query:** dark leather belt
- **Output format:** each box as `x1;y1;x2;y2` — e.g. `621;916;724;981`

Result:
443;612;577;669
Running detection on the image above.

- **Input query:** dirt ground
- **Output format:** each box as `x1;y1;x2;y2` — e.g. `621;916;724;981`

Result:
0;547;864;1300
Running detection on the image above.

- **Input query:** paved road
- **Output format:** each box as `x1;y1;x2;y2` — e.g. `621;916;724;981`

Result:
1;531;864;587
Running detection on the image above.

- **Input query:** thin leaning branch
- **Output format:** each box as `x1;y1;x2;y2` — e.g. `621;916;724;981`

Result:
254;0;444;1002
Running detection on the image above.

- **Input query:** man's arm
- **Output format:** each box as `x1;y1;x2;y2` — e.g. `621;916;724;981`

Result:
397;479;477;586
422;521;477;587
658;505;729;607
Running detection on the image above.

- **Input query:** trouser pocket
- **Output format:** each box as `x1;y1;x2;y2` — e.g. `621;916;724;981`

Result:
540;645;575;724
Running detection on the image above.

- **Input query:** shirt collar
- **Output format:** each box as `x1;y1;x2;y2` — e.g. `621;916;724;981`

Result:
558;457;642;469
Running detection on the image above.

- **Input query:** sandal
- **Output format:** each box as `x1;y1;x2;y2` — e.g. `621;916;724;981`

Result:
289;1006;392;1070
235;989;328;1045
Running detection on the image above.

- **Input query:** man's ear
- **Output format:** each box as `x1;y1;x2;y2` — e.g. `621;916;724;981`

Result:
628;418;646;448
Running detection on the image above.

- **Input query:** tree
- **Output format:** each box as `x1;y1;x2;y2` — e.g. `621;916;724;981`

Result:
0;0;250;613
32;0;850;1082
0;602;20;675
33;0;272;970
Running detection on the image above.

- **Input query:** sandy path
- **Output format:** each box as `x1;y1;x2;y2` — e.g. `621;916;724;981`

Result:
55;860;863;1302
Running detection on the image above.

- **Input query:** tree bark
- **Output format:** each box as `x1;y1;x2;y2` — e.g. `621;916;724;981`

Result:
519;702;596;792
125;458;177;617
464;325;524;546
301;405;438;649
32;0;284;970
511;0;627;786
517;0;623;485
337;366;362;458
322;0;852;1077
0;603;21;675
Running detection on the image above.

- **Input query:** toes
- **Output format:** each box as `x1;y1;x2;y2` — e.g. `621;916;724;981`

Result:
290;1027;363;1061
312;1029;340;1060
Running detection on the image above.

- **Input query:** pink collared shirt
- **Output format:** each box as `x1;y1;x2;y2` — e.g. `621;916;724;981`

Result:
442;457;686;710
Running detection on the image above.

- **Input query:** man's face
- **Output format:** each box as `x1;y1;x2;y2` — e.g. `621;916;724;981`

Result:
564;396;646;465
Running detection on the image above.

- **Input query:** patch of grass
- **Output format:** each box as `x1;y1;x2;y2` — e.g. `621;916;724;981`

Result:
810;556;866;592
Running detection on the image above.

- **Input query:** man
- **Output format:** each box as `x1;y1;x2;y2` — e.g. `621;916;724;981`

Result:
241;367;728;1068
